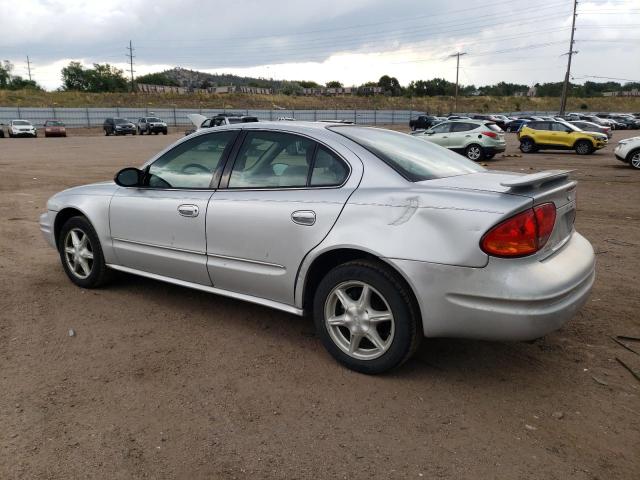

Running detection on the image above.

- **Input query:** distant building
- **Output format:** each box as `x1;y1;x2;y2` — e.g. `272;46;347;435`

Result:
137;83;188;94
137;83;272;95
301;86;383;96
603;89;640;97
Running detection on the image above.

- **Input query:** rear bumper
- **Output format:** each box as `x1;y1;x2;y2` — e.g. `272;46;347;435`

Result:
388;232;596;341
484;145;506;155
147;125;167;132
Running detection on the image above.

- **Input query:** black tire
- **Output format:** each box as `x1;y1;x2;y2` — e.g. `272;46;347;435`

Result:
519;137;537;153
104;129;109;136
58;216;110;288
465;144;485;161
628;149;640;169
162;129;167;135
313;260;421;374
574;139;593;155
132;130;137;135
138;128;143;135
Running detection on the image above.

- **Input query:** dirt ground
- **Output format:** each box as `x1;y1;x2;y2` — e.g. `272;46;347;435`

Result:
1;127;639;479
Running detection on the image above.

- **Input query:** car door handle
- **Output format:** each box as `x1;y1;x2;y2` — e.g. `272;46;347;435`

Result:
178;204;199;217
291;210;316;226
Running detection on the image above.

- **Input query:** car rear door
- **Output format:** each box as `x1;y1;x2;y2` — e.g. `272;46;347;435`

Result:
109;131;239;285
205;129;362;306
448;122;477;150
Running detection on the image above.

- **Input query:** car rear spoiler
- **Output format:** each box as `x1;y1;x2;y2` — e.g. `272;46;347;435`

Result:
500;170;573;190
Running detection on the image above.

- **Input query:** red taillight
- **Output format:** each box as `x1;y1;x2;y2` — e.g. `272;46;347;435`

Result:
481;203;557;257
481;131;498;138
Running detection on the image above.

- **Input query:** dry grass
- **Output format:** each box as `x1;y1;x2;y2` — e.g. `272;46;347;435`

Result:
1;89;639;113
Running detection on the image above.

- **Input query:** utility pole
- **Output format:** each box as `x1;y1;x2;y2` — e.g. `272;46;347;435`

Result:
26;55;33;81
559;0;578;115
449;51;467;113
127;40;135;92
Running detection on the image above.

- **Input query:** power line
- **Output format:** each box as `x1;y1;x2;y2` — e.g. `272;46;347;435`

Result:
559;0;578;115
126;40;135;92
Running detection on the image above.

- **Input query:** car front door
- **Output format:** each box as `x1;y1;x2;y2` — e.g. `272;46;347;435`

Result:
205;129;361;306
109;131;239;285
423;122;452;147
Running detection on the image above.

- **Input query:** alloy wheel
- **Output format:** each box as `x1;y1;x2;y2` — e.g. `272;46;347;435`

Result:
467;146;482;160
324;281;395;360
64;228;94;279
631;152;640;169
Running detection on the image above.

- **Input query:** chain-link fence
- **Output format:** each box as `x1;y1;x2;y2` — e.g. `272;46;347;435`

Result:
0;107;564;128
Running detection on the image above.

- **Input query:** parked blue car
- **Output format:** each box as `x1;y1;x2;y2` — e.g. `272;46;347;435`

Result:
505;119;530;132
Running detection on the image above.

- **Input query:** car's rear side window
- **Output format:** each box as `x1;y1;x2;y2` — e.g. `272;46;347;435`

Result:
450;123;476;132
485;123;503;132
331;126;483;182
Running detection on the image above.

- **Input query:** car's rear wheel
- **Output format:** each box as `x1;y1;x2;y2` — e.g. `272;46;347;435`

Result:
465;144;485;161
574;140;592;155
58;216;109;288
629;149;640;169
162;129;167;135
313;260;421;374
519;137;537;153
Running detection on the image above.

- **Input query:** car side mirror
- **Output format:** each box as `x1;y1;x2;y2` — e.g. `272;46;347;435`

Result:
114;167;143;187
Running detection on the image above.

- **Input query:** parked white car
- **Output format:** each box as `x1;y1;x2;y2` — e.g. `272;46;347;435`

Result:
411;119;506;160
614;136;640;169
8;119;37;137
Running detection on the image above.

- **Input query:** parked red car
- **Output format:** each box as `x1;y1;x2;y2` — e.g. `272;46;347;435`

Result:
44;120;67;137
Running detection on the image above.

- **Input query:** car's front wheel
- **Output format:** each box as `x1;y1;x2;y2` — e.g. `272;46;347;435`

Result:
574;140;593;155
313;260;421;374
58;216;109;288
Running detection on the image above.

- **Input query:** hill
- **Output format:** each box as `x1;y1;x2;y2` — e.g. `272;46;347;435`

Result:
1;89;639;113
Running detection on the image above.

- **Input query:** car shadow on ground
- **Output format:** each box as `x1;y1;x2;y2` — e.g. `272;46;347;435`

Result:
108;271;552;382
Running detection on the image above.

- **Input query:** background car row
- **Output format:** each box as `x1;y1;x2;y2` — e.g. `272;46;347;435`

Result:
0;119;67;138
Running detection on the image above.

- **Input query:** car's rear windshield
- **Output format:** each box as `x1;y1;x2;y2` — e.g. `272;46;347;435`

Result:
330;126;483;182
114;118;129;124
13;120;30;125
47;120;64;126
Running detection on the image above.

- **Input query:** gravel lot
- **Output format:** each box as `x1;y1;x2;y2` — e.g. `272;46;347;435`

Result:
1;128;639;479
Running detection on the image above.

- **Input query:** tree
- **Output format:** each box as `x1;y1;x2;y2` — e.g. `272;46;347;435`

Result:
0;61;12;88
135;72;179;86
0;60;43;90
298;80;320;88
61;62;128;92
378;75;402;96
325;80;343;88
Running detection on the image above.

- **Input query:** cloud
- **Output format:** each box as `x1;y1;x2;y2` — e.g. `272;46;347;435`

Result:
1;0;637;90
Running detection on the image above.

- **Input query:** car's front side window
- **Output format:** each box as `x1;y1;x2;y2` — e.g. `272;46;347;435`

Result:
147;131;237;189
430;123;450;134
228;131;316;188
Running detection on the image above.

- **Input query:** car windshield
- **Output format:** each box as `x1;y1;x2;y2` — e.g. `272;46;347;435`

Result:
13;120;30;125
147;117;162;122
114;118;129;124
47;121;64;126
331;126;483;182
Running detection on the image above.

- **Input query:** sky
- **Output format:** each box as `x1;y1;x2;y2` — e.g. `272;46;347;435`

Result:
0;0;638;91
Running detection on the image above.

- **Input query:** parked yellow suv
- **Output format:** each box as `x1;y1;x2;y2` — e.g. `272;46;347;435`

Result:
518;120;607;155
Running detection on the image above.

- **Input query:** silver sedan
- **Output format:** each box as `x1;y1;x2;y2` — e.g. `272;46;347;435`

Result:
40;122;596;373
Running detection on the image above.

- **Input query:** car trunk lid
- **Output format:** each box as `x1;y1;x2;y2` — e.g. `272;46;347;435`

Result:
420;170;578;257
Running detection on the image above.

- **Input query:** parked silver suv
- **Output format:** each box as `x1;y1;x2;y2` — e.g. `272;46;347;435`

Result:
411;119;506;160
137;116;168;135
